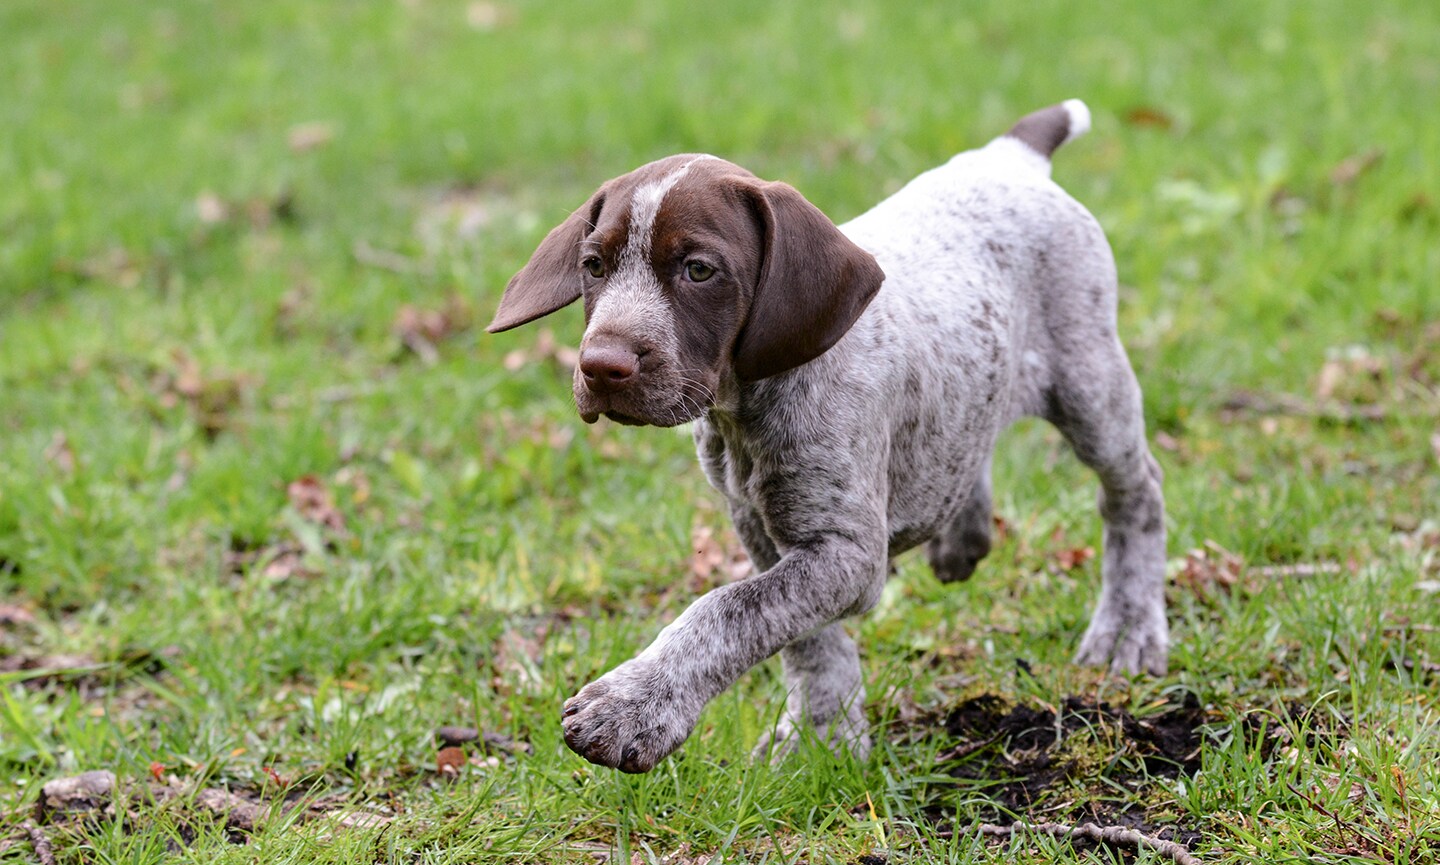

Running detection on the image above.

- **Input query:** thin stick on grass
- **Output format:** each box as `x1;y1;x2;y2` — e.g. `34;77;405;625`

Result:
24;822;57;865
975;820;1202;865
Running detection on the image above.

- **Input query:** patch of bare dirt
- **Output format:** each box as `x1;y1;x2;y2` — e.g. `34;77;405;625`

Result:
926;693;1208;850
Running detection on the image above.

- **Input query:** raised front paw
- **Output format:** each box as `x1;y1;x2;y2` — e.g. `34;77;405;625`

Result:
1075;601;1169;676
562;660;700;773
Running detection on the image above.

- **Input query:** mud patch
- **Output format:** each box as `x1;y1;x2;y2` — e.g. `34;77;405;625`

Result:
926;693;1208;849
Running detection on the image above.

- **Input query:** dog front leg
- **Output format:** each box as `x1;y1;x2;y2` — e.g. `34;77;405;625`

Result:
561;537;885;773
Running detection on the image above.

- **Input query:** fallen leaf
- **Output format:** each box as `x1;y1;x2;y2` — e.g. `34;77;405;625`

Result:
1174;540;1243;599
1315;345;1385;403
334;466;371;507
393;295;474;363
151;350;253;438
502;328;580;372
1124;106;1175;130
1330;148;1384;186
436;746;466;778
465;1;509;30
286;475;346;532
242;190;296;229
1153;430;1181;453
288;121;334;152
196;191;229;224
55;247;142;287
689;522;752;588
43;431;76;475
1053;546;1095;571
493;628;544;689
0;604;36;626
992;514;1011;545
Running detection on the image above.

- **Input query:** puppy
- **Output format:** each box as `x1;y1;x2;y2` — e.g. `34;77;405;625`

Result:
489;100;1167;773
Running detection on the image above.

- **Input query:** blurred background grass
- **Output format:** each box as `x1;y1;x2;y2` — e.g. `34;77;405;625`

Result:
2;1;1438;861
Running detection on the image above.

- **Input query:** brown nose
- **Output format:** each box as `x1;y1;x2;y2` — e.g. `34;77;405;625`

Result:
579;338;642;394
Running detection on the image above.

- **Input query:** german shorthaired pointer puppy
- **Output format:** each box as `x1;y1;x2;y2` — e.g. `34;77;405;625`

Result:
488;100;1168;774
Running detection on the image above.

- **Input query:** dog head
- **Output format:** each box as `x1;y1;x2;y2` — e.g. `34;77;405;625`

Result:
488;155;885;427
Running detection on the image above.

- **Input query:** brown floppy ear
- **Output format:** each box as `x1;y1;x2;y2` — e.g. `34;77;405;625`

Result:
486;189;608;333
732;181;886;381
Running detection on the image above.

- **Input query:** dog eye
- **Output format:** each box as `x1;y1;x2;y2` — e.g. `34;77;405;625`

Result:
684;261;715;283
582;256;605;278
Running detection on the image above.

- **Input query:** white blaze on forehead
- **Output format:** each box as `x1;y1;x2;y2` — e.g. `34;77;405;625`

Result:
586;155;717;344
620;154;718;267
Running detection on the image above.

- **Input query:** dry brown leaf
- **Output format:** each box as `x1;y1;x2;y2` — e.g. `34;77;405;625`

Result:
43;431;76;475
287;121;334;152
57;247;142;288
1124;106;1175;130
1330;148;1384;186
195;191;229;224
493;628;543;688
436;746;466;778
1054;546;1096;571
502;328;580;373
1315;346;1385;403
992;514;1011;545
0;604;36;626
393;295;474;363
465;2;510;30
334;466;371;506
1174;540;1244;599
286;475;346;532
689;522;752;588
260;543;313;580
533;328;580;369
152;350;252;438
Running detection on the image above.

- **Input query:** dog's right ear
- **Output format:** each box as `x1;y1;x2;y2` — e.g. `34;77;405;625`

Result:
487;189;609;333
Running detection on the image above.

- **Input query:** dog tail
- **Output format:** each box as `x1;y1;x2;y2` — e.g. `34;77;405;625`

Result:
1004;99;1091;159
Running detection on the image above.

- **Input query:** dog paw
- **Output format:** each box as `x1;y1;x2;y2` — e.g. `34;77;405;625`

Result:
1075;603;1169;676
562;661;699;773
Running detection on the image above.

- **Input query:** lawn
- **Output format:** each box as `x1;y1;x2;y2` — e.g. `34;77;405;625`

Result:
2;0;1439;862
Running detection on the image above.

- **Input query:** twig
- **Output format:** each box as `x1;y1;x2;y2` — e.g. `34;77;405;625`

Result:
976;820;1202;865
24;822;56;865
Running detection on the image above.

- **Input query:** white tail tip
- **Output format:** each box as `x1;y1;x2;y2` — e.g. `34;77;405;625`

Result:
1061;99;1092;144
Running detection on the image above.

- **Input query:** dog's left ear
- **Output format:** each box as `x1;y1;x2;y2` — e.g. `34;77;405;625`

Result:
487;187;610;333
732;181;885;382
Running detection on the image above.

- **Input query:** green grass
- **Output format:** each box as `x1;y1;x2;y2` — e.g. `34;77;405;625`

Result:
3;0;1439;861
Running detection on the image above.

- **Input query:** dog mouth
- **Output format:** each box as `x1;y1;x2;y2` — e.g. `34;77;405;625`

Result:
576;396;709;428
602;410;648;426
574;370;716;428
